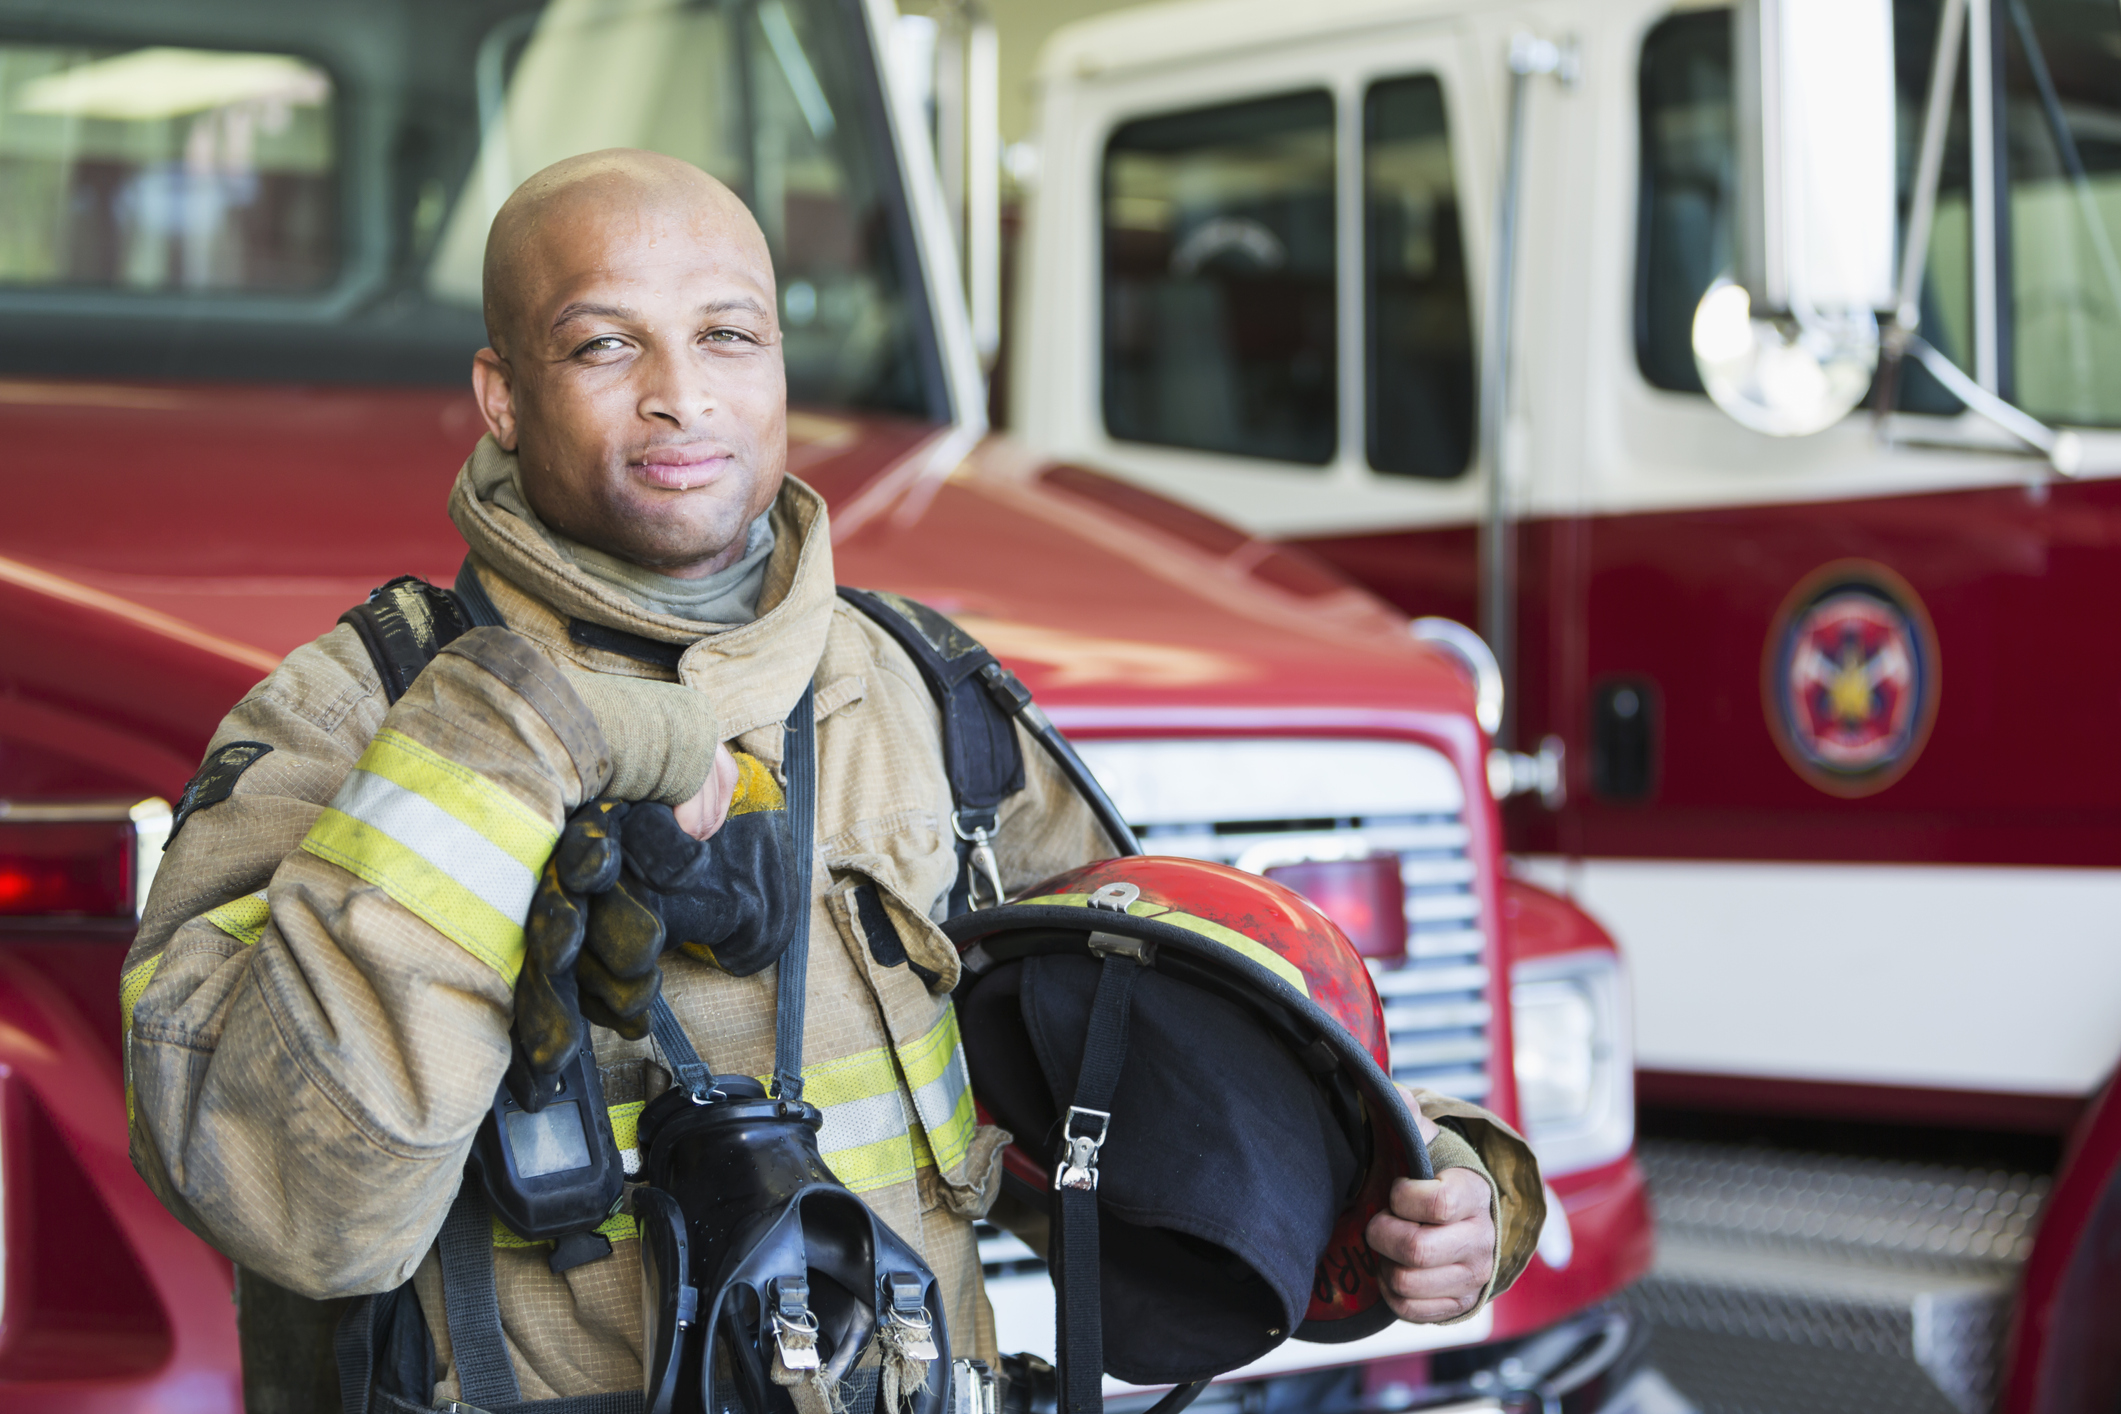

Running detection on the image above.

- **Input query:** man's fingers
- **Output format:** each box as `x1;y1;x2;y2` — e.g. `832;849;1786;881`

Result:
1366;1208;1492;1274
525;862;587;973
1387;1171;1488;1226
1381;1258;1486;1304
675;745;742;841
1385;1291;1480;1324
555;799;626;893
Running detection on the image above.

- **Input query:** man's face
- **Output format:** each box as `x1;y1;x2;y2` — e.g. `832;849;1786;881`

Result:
474;191;786;578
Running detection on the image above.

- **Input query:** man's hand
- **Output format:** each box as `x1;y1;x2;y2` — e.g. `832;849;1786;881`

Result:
673;744;741;840
1365;1096;1496;1323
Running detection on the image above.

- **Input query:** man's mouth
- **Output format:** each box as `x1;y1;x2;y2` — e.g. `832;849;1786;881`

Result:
632;445;736;491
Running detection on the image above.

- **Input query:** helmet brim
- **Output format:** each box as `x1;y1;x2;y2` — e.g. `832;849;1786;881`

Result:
946;903;1431;1343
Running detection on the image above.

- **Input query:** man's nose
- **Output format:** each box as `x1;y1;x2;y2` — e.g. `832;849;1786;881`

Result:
637;343;716;428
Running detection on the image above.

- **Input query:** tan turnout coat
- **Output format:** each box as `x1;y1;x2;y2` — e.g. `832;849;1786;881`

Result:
122;441;1539;1404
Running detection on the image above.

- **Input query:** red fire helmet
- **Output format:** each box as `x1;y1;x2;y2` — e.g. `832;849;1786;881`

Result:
944;855;1431;1360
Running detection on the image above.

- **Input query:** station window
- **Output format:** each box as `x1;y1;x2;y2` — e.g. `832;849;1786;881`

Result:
0;44;338;293
0;1;939;416
1364;74;1475;479
1102;90;1338;465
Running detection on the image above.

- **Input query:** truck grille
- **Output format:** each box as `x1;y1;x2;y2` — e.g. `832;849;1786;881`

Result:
1140;814;1491;1102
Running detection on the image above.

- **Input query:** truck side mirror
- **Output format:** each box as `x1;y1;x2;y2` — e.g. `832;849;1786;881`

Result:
1691;0;1897;436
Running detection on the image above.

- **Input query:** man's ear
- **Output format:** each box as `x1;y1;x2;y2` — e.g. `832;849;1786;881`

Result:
472;347;520;450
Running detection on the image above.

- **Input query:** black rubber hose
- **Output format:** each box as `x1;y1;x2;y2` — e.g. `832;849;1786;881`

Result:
978;664;1144;857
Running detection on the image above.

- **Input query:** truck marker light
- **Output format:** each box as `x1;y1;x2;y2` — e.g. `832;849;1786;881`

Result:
0;800;170;920
1263;855;1406;960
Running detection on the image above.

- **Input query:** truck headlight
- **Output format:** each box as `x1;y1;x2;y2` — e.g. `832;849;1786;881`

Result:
1511;950;1632;1175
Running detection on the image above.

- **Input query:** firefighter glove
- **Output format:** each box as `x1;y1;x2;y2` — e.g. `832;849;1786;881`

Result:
517;798;656;1077
613;752;799;979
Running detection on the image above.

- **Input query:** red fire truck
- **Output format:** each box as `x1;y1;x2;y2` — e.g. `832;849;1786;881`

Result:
0;1;1656;1409
1000;0;2121;1406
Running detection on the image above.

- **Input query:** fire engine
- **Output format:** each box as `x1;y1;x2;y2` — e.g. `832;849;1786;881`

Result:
1001;0;2121;1406
0;0;1655;1410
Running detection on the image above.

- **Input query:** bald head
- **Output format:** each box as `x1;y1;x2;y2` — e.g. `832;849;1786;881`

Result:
470;148;788;579
482;149;772;355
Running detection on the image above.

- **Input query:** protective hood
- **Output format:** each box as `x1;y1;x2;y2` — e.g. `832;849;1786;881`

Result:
448;434;839;746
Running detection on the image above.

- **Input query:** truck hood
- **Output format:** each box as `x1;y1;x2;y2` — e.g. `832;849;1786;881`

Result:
0;379;1473;725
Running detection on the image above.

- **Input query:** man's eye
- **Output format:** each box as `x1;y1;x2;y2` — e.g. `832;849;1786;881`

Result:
704;328;753;344
577;336;626;355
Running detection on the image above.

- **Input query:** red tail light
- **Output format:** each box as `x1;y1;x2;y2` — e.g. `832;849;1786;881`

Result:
0;801;170;922
1264;855;1406;959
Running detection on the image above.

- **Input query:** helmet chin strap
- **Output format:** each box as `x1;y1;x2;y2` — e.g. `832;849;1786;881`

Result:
1052;887;1208;1414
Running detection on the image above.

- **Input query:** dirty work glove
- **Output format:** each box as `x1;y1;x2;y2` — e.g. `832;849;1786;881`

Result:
516;798;661;1079
611;752;799;978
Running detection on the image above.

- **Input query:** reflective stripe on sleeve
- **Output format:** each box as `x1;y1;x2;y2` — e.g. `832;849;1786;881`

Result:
300;728;557;983
898;1006;975;1175
204;890;272;946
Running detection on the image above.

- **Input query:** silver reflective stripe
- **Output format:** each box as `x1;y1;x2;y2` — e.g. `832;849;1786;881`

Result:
330;768;540;923
909;1045;971;1140
815;1085;917;1155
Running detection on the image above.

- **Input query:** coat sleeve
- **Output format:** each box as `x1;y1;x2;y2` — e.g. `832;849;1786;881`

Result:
123;626;611;1299
992;723;1116;894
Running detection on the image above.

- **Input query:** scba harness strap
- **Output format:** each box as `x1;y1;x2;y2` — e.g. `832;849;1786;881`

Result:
326;565;1141;1414
324;570;965;1414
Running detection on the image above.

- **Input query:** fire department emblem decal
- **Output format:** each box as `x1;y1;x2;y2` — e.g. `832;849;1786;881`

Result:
1766;563;1939;796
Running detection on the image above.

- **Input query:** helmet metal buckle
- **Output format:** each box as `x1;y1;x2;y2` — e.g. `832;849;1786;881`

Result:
953;813;1006;911
769;1275;822;1375
884;1273;941;1362
1053;1105;1110;1192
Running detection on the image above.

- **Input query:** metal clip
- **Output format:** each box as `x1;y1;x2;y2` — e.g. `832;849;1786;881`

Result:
769;1276;821;1374
1087;882;1139;913
884;1272;941;1361
1053;1105;1110;1191
949;1359;998;1414
954;813;1006;910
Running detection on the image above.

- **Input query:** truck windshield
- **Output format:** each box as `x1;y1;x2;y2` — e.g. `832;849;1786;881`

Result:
1636;0;2121;428
0;0;942;417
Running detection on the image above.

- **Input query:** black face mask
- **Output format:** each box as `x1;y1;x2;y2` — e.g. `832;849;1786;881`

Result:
635;1076;951;1414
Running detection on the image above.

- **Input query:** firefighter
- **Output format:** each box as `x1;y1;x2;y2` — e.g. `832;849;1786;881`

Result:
119;148;1533;1410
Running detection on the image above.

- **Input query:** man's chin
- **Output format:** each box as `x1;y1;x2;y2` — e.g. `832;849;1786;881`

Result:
594;519;757;578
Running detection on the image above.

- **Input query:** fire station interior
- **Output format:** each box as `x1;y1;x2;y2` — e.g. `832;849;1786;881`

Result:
1;0;2119;1413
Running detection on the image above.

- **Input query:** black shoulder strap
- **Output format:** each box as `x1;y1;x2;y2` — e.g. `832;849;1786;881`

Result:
337;575;476;704
837;587;1027;913
838;586;1143;889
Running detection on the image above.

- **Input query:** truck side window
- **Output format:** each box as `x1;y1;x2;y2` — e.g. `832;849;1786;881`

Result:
1102;90;1337;465
1364;74;1474;479
0;44;337;294
2003;0;2121;426
1633;2;1970;414
0;3;940;418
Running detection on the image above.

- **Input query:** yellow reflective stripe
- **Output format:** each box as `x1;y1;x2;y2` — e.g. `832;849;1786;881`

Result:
728;752;785;817
492;1208;638;1250
819;1129;921;1194
1017;892;1309;996
302;811;527;983
119;952;166;1126
609;1100;645;1153
357;729;555;871
204;890;271;946
899;1009;975;1172
119;954;163;1037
